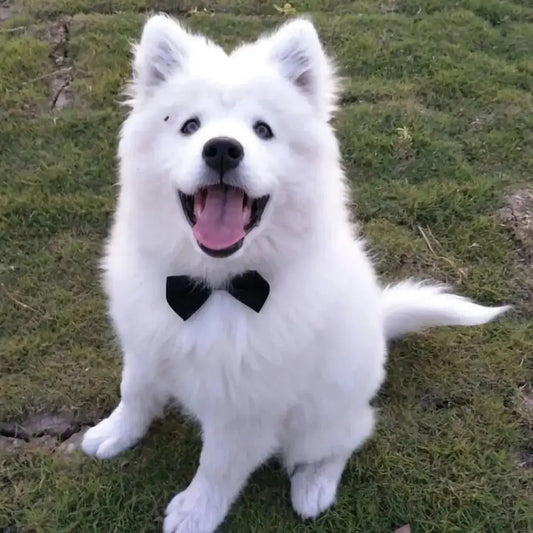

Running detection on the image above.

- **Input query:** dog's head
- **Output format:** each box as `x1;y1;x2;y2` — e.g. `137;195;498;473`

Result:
120;15;345;268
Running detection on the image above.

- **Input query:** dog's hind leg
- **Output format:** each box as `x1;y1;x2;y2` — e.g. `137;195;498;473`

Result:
82;357;167;459
283;403;375;519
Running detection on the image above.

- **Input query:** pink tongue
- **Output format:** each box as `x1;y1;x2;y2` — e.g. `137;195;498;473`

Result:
193;187;245;250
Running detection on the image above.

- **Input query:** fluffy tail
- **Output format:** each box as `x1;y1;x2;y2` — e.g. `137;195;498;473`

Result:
382;280;510;340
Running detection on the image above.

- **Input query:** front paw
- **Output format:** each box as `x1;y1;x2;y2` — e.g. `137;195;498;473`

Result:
290;463;339;519
82;411;142;459
163;485;227;533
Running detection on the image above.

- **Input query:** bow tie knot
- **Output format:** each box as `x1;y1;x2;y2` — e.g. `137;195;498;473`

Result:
166;271;270;321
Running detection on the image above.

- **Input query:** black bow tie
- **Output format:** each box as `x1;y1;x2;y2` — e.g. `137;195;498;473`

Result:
166;271;270;321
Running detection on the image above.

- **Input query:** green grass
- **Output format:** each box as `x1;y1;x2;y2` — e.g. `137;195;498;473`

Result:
1;1;532;532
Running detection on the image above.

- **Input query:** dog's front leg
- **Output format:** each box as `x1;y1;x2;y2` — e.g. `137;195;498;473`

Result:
82;358;166;459
163;419;276;533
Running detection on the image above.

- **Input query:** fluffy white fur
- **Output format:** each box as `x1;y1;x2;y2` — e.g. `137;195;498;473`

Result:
82;15;509;533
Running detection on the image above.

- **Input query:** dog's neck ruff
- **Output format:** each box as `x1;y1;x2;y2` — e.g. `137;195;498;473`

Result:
166;271;270;321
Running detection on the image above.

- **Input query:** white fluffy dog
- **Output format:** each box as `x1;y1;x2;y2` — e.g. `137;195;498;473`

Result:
81;15;508;533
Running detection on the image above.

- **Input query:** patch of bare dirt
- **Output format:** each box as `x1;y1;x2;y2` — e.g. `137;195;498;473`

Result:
520;390;533;412
48;18;73;110
517;388;533;424
517;449;533;469
0;434;57;452
57;426;89;454
469;111;495;131
0;412;89;454
499;189;533;315
0;0;20;23
394;526;411;533
0;412;79;440
499;189;533;263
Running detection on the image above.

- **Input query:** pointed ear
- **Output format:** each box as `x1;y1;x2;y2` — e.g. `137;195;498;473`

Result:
131;15;193;98
266;19;337;120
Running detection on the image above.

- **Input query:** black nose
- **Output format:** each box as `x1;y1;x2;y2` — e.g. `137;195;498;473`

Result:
202;137;243;174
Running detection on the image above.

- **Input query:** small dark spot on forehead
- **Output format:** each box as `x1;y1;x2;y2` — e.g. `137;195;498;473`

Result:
164;115;169;122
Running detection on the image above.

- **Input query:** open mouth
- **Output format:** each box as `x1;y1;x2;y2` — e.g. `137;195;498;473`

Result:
178;185;269;258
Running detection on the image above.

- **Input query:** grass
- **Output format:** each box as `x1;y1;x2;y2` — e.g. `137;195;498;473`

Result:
1;1;532;532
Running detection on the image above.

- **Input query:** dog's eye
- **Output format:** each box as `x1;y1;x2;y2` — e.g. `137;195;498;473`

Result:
254;121;273;140
181;117;201;135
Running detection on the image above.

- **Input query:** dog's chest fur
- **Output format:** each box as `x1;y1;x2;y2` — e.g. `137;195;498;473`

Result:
105;239;385;421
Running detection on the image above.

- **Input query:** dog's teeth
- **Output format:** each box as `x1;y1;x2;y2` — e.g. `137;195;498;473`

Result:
194;192;205;218
243;202;252;224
